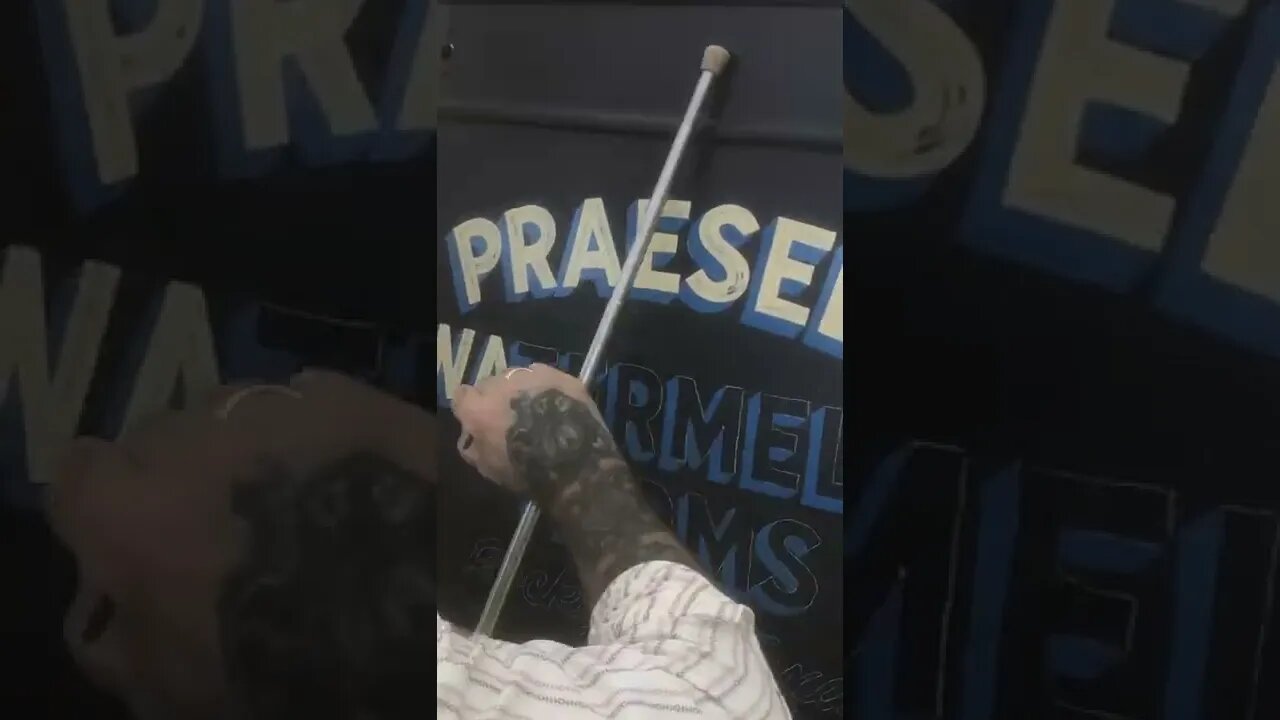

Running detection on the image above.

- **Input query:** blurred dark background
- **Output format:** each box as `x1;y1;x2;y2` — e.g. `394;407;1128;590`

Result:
1;0;436;716
844;0;1280;717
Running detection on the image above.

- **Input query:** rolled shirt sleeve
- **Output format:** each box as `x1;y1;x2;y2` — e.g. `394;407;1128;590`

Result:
437;561;791;719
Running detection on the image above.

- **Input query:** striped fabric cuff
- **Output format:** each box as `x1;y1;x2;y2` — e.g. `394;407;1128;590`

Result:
588;561;748;646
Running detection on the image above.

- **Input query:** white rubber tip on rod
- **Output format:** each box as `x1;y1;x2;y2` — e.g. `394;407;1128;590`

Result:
701;45;731;76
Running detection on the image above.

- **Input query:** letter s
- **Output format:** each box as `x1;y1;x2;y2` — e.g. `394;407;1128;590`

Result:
844;0;985;180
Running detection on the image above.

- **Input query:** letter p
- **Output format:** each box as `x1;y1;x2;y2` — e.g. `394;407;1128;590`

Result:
54;0;204;185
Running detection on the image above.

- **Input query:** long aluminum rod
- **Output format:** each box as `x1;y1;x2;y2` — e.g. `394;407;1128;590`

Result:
475;47;731;636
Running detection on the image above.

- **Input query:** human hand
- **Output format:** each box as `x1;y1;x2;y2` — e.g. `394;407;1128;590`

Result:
270;369;439;482
450;364;603;494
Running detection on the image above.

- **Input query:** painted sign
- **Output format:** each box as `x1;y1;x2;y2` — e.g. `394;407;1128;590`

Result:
433;3;845;718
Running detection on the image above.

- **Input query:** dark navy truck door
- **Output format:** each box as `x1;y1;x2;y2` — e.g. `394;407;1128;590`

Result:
434;2;845;717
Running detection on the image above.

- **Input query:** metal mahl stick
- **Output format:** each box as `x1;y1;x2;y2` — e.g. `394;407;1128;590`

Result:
474;45;734;637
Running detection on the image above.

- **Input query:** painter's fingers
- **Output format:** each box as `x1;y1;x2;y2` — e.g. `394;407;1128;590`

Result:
452;384;498;460
471;371;509;398
456;429;481;468
63;588;129;696
451;384;480;427
479;364;575;406
453;363;583;449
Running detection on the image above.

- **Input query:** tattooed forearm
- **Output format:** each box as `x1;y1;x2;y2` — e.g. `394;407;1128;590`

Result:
506;388;700;606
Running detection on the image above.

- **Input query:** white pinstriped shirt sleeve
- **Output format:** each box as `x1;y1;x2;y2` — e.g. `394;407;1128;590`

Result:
437;561;792;719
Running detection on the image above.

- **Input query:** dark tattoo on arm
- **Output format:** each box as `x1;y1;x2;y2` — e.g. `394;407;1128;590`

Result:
506;389;700;607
